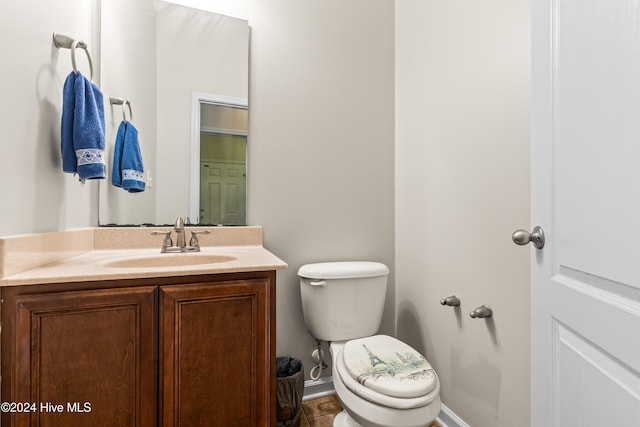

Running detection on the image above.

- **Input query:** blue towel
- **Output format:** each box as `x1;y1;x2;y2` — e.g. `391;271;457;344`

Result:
121;122;145;192
111;121;127;188
73;71;106;180
112;121;145;193
61;72;77;173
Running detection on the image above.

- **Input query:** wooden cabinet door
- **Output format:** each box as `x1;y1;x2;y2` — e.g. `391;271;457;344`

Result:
4;286;157;427
160;278;272;427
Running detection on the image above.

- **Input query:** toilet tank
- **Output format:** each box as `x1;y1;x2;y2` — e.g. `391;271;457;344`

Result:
298;261;389;342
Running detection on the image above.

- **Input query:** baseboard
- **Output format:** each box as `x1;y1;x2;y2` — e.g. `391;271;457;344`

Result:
303;378;470;427
436;403;470;427
303;376;336;401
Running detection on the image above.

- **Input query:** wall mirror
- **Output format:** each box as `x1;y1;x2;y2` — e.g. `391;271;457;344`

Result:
99;0;249;226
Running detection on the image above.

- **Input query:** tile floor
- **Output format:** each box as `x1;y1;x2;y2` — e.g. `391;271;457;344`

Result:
300;394;440;427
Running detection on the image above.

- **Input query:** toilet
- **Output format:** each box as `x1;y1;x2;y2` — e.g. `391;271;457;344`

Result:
298;261;441;427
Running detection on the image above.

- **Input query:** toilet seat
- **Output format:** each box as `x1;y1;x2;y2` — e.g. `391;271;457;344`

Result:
335;336;439;410
343;335;437;398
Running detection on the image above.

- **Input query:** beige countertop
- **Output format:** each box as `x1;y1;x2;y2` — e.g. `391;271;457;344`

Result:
0;226;287;287
0;245;287;287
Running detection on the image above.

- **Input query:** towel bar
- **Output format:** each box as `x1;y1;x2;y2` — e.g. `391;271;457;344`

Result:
109;97;133;122
52;32;94;82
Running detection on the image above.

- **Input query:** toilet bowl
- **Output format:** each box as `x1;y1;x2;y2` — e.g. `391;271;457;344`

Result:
298;262;441;427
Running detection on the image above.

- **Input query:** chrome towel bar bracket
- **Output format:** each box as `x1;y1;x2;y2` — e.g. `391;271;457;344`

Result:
53;32;94;82
52;32;86;49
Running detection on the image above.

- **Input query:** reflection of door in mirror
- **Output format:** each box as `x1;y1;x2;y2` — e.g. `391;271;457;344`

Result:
190;96;247;225
199;135;247;225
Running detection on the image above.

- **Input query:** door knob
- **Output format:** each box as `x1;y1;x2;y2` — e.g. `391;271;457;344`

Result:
512;226;545;249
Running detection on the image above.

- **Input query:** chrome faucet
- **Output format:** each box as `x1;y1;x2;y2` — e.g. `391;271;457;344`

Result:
174;216;186;249
151;217;210;253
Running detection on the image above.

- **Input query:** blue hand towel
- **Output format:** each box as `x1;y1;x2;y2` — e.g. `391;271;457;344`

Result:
111;121;127;188
73;71;106;180
61;72;77;173
121;122;145;193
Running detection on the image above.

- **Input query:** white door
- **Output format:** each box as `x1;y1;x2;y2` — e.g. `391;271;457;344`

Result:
532;0;640;425
200;161;246;225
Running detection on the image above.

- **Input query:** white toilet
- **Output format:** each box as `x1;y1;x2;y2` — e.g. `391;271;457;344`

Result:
298;261;441;427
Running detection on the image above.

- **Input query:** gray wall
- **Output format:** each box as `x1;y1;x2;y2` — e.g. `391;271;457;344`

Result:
395;1;531;426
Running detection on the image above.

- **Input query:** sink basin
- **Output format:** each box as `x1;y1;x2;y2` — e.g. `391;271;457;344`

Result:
104;254;236;268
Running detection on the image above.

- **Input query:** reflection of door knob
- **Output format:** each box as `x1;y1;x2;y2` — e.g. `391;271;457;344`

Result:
512;226;545;249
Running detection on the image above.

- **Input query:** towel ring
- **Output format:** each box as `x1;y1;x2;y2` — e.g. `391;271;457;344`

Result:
122;100;133;122
70;39;94;82
109;97;133;122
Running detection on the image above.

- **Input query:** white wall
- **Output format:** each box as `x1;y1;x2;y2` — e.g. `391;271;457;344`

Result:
0;0;99;236
395;1;531;426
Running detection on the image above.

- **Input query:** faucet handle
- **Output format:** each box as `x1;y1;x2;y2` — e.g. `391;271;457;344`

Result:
189;230;211;250
151;230;173;252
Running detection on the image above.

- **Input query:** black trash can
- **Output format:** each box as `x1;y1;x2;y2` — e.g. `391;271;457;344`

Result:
276;356;304;427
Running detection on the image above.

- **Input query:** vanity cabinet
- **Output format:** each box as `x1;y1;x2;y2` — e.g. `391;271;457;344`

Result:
1;271;276;427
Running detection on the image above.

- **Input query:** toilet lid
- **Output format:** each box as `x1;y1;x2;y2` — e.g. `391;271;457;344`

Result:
341;335;437;399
